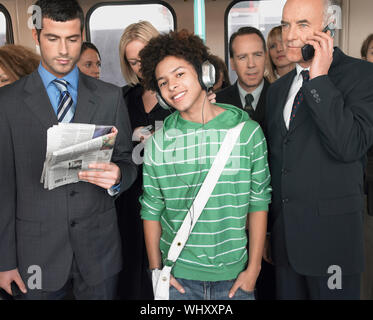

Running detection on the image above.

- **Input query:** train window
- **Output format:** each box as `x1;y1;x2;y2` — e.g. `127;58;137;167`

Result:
0;13;6;46
225;0;287;83
86;2;176;86
0;4;14;46
225;0;342;83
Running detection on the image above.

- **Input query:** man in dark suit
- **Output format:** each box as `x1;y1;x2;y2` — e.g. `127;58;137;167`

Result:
0;0;136;300
216;27;269;129
265;0;373;299
216;26;274;300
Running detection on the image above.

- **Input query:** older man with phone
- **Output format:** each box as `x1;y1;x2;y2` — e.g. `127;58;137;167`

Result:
265;0;373;299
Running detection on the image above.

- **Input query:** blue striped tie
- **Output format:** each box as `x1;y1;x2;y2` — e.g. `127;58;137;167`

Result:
53;79;75;123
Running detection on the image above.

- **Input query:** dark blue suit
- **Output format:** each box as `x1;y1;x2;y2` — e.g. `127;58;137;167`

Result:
265;48;373;299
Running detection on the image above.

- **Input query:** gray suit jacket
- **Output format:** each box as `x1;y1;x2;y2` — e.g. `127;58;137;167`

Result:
0;70;137;291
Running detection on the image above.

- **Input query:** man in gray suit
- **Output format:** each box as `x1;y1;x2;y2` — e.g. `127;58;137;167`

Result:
0;0;137;299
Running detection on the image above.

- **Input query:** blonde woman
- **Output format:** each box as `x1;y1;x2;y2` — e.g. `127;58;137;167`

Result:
266;26;295;83
116;21;170;300
119;21;170;132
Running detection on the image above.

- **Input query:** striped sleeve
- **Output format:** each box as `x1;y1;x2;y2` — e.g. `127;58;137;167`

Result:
248;124;272;213
139;138;165;221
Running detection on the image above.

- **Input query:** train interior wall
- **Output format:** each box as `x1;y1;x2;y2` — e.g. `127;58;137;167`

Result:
1;0;373;62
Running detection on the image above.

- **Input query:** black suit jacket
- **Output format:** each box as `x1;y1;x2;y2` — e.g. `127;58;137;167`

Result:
265;48;373;276
216;79;269;129
0;70;137;290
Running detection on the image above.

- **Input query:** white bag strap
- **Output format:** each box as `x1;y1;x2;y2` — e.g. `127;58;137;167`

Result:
155;121;245;300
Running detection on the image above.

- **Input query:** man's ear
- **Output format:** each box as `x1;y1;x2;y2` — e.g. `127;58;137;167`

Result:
32;28;40;46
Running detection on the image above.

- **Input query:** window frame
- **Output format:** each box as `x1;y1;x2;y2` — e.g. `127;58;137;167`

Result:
85;0;177;42
0;3;14;44
224;0;267;66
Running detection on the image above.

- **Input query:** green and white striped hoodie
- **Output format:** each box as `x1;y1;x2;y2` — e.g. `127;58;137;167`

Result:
140;103;272;281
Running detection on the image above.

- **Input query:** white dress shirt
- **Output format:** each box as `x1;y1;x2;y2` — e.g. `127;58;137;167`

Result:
283;64;310;129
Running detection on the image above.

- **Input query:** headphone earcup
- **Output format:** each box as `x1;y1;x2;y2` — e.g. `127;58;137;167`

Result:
200;60;216;91
156;92;171;110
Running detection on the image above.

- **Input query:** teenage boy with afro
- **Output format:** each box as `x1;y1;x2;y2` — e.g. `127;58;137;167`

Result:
139;30;271;300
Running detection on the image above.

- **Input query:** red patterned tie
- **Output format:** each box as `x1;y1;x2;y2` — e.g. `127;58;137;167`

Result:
290;70;310;123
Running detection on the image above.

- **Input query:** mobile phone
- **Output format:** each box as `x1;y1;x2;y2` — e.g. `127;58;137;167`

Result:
301;24;335;61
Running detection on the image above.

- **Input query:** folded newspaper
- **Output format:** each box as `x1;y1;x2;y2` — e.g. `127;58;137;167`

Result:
41;123;116;190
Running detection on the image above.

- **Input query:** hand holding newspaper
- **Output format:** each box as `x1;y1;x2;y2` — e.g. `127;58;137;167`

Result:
41;123;117;190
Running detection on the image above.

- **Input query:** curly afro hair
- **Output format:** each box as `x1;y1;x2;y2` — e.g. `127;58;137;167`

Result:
139;29;211;92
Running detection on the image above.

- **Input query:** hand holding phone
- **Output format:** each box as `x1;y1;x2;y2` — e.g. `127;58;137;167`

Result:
133;125;154;144
141;125;153;135
302;24;335;61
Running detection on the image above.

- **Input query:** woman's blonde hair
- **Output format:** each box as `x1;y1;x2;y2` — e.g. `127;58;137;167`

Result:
266;26;282;83
119;21;159;86
0;44;40;82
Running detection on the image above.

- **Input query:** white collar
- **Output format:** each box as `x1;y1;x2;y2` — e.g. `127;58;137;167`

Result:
237;79;264;109
295;64;310;81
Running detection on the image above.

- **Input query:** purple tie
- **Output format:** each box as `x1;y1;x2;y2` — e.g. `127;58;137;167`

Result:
290;70;310;123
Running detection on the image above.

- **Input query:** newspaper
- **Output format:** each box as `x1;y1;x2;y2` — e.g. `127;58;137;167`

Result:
41;123;116;190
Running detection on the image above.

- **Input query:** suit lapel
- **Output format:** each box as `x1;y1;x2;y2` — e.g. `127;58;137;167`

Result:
254;79;269;121
23;71;58;129
233;82;243;108
289;48;343;133
72;73;99;124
